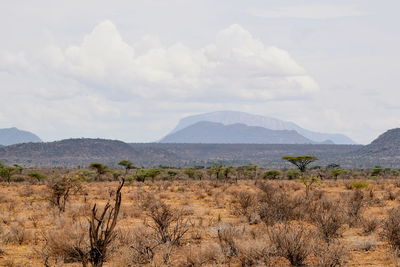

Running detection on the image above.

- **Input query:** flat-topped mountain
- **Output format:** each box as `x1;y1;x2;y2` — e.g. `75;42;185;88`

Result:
160;121;316;144
167;111;355;144
0;127;42;146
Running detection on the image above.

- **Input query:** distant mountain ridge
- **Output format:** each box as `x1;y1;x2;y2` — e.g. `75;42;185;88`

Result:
0;127;42;146
354;128;400;157
0;138;177;168
161;121;318;144
168;111;355;144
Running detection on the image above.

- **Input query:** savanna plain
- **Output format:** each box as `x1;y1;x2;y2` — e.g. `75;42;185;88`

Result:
1;165;400;267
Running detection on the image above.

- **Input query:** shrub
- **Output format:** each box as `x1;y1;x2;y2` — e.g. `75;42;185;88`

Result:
258;191;305;225
47;175;82;212
314;240;348;267
350;181;369;189
263;170;280;180
383;207;400;252
145;200;190;245
371;167;384;177
310;199;347;242
286;169;301;180
268;222;314;266
361;217;380;235
231;191;258;223
347;190;365;226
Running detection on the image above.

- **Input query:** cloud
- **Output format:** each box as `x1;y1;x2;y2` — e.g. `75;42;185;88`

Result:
11;20;319;102
0;20;321;142
247;4;365;20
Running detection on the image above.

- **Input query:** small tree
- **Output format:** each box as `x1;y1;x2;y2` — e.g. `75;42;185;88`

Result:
48;175;82;212
135;169;161;182
331;169;344;180
263;170;281;180
88;179;124;267
89;163;108;181
28;171;46;183
299;175;320;197
118;160;135;175
0;166;16;183
184;168;196;179
282;156;318;173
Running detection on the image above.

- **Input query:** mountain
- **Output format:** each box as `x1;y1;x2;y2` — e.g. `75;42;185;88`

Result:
0;127;42;146
168;111;356;144
160;121;316;144
0;138;178;168
355;128;400;157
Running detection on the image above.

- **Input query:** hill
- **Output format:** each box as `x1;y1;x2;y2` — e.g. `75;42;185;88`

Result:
168;111;356;144
0;127;42;146
0;138;178;168
356;128;400;156
160;121;316;144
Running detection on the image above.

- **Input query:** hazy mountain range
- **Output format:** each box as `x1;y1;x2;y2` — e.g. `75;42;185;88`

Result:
0;127;42;146
161;121;333;144
163;111;355;144
0;128;399;168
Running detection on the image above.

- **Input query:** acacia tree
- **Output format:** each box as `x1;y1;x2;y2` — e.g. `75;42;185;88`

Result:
89;163;108;181
118;160;135;175
282;156;318;173
0;166;16;183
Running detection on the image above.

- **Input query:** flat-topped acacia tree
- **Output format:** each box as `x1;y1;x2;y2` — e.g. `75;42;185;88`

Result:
118;160;135;175
282;156;318;173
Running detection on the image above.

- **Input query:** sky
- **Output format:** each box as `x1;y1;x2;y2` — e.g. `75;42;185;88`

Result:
0;0;399;144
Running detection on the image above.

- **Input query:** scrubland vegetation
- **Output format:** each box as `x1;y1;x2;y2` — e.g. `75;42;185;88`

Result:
1;161;400;266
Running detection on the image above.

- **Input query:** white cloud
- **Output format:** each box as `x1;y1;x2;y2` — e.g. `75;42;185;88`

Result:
17;20;319;102
0;20;322;142
247;4;365;20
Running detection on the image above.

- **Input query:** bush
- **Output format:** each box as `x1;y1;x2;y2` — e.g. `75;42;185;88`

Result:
314;240;348;267
258;191;304;225
231;191;258;223
383;207;400;252
286;169;301;180
263;170;280;180
310;199;347;242
347;190;365;226
350;181;369;189
145;200;190;245
268;222;314;266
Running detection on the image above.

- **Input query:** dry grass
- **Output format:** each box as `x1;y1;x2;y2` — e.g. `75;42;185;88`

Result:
0;176;400;266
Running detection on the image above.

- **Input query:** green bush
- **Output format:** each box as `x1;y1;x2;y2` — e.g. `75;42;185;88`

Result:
371;167;384;177
286;169;300;180
350;181;369;189
263;170;281;179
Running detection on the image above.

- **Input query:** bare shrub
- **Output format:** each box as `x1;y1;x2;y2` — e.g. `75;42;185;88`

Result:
145;200;190;245
179;243;219;267
361;217;380;235
2;222;33;245
310;198;347;242
118;226;158;265
314;240;348;267
383;207;400;252
40;221;89;267
217;226;239;263
236;239;273;267
258;191;304;225
231;190;258;223
267;222;314;267
346;190;365;226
